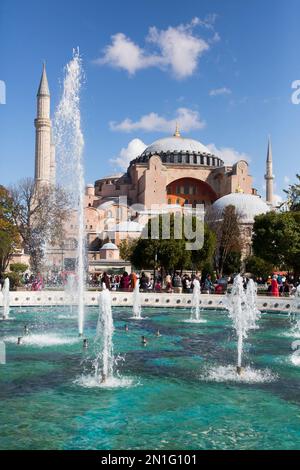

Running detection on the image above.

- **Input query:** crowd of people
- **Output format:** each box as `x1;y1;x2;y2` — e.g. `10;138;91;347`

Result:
10;270;299;297
264;274;298;297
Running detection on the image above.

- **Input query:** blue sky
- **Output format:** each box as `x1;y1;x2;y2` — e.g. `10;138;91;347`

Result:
1;0;300;202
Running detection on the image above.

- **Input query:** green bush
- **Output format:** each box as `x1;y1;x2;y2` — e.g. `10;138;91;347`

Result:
4;271;21;290
9;263;28;274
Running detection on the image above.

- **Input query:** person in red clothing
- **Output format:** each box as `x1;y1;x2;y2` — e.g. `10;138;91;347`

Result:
120;271;131;291
271;275;279;297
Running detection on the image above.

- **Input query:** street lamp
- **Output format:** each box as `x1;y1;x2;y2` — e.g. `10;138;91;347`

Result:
153;250;158;290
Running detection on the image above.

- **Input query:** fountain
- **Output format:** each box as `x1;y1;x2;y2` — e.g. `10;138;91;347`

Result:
187;279;206;323
75;284;133;388
132;279;142;319
246;278;261;329
93;284;114;384
289;285;300;325
64;273;76;314
54;49;86;336
2;278;10;320
225;274;261;375
288;285;300;365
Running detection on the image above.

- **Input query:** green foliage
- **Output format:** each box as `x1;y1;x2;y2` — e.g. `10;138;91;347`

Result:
245;255;274;279
222;251;241;275
4;271;21;290
201;261;216;283
252;211;300;275
9;263;28;274
119;238;138;261
283;174;300;211
0;185;20;275
130;213;216;272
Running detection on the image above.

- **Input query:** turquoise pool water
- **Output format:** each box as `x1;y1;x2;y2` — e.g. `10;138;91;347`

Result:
0;306;299;450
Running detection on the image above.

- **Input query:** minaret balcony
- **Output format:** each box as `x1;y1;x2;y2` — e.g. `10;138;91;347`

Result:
34;117;51;128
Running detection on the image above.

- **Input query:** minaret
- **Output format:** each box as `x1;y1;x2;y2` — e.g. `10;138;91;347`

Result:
34;63;51;187
265;136;274;205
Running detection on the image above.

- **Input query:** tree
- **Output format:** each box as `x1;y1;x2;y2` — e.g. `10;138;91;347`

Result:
9;263;28;274
119;238;138;261
223;251;242;275
252;211;300;277
283;174;300;211
208;205;242;277
245;255;274;279
130;213;216;274
0;185;20;276
8;178;70;273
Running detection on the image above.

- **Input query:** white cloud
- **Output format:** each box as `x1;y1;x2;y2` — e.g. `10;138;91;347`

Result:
284;175;290;184
110;138;147;171
110;107;205;133
209;87;232;97
147;21;209;79
95;17;218;79
207;143;250;165
95;33;162;75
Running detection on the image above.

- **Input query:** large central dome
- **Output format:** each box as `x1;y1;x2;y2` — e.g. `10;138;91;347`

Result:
143;136;212;156
131;129;224;168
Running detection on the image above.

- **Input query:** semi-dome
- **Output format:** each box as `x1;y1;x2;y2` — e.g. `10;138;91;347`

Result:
209;193;270;224
100;242;119;250
131;128;224;168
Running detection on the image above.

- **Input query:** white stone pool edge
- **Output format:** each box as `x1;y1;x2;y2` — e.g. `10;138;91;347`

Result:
1;291;299;313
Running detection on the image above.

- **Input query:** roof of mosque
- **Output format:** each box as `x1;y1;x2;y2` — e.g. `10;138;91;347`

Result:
210;192;270;223
131;128;224;168
100;242;119;250
142;136;212;156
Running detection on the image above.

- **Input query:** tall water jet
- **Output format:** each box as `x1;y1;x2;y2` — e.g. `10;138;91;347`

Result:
289;285;300;326
2;278;10;320
64;273;76;314
94;284;114;384
246;278;261;329
225;274;260;374
189;279;202;322
132;279;142;319
54;49;85;336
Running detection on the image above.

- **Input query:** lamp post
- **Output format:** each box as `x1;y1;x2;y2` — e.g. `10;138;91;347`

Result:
153;250;158;290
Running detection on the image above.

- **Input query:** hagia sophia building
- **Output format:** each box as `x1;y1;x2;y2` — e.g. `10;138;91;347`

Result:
31;64;273;273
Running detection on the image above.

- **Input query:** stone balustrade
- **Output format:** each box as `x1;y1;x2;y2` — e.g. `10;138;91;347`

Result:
1;291;299;313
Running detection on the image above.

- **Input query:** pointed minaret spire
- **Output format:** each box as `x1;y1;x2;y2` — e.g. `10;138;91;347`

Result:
37;62;50;97
265;135;274;205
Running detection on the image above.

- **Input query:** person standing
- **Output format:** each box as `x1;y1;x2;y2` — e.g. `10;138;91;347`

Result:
271;275;279;297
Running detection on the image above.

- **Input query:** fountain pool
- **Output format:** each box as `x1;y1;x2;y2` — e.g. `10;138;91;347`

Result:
0;306;299;450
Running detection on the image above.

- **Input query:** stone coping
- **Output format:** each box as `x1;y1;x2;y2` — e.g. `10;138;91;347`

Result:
1;291;299;313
